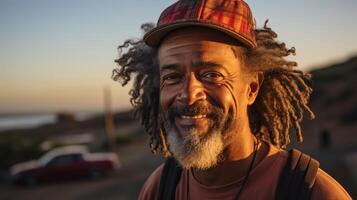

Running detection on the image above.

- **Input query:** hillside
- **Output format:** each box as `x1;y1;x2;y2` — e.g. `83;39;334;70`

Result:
310;55;357;127
298;55;357;152
293;55;357;197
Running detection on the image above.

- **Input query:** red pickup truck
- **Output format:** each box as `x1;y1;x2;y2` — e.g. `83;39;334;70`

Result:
10;145;120;185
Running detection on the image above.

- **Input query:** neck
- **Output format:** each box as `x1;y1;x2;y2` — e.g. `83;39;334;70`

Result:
192;130;266;186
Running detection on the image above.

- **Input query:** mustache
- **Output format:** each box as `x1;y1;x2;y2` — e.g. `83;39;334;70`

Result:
167;102;224;121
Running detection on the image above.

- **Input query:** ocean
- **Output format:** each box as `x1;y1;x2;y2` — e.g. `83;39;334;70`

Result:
0;112;96;131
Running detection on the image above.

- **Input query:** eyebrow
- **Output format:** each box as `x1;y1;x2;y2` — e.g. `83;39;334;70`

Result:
192;61;222;68
160;64;179;71
160;61;227;74
161;61;222;70
194;61;230;75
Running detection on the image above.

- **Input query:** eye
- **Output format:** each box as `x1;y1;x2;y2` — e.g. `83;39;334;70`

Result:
201;72;224;82
162;73;182;84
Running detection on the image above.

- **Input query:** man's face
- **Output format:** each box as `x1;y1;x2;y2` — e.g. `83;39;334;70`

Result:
158;27;258;169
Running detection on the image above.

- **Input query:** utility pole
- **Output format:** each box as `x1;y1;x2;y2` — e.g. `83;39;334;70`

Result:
104;87;116;151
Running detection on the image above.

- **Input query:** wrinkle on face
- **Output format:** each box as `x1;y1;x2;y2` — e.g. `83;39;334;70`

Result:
158;27;255;169
158;28;246;110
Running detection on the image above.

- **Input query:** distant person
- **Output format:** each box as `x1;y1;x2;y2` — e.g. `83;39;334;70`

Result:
320;128;331;149
113;0;351;199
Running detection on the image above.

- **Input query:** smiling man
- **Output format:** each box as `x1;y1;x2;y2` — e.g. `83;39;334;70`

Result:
113;0;351;199
158;27;262;173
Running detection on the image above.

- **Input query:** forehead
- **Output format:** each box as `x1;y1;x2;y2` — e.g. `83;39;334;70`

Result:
158;27;243;68
159;27;240;46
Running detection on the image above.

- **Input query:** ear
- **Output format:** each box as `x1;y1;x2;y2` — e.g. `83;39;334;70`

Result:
247;72;263;105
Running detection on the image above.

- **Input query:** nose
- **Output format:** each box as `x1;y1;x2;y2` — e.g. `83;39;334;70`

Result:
177;72;206;105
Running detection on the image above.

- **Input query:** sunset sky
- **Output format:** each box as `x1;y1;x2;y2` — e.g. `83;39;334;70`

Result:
1;0;357;114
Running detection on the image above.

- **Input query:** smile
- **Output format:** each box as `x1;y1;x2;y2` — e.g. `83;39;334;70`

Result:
175;114;210;129
180;115;207;119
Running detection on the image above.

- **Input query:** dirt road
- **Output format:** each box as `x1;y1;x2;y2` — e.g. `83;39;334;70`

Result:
0;137;164;200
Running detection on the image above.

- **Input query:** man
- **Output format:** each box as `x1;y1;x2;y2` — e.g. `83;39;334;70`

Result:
113;0;352;199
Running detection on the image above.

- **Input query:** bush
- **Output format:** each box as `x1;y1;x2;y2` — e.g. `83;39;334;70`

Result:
115;133;135;145
340;105;357;124
0;136;43;169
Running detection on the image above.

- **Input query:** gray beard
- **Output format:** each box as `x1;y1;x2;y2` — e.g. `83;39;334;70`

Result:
167;127;225;170
161;105;235;170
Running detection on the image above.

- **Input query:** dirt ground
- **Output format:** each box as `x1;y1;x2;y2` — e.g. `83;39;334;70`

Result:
0;137;164;200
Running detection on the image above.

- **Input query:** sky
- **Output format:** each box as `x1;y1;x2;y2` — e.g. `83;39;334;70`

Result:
0;0;357;114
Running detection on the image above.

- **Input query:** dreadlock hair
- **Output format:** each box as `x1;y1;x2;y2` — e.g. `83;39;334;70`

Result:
113;20;315;156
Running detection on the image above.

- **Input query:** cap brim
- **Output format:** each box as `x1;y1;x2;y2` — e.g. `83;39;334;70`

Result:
144;20;256;48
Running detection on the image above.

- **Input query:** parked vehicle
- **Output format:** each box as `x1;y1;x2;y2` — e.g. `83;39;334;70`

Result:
10;145;120;185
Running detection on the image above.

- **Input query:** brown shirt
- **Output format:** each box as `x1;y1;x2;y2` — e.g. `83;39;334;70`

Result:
139;143;352;200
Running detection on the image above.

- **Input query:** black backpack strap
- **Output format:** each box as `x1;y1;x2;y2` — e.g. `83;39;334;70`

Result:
276;149;320;200
158;157;182;200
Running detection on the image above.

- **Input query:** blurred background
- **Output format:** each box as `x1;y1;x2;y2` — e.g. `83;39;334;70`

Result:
0;0;356;199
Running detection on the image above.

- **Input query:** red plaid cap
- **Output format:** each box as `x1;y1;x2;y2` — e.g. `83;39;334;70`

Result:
144;0;257;48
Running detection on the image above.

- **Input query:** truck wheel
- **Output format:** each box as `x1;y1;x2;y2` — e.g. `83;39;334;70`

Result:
25;176;38;186
89;170;103;180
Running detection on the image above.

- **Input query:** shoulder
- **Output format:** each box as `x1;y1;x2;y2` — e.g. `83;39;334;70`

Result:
138;164;165;200
269;145;352;199
311;168;352;199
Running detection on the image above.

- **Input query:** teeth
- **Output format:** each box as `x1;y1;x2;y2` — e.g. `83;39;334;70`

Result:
180;115;206;119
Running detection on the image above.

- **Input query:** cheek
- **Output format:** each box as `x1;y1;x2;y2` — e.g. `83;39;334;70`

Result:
160;86;178;111
206;85;237;112
206;83;247;115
